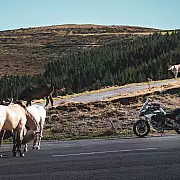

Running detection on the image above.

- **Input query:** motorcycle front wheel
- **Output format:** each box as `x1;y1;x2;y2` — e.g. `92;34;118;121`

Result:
133;120;150;137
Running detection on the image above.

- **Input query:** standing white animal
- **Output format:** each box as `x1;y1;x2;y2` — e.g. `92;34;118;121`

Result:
168;64;180;79
23;104;46;151
0;103;38;157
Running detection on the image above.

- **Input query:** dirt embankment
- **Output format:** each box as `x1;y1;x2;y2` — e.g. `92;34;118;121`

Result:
43;86;180;140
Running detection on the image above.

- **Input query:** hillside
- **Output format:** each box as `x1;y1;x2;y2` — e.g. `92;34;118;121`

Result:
0;24;160;76
42;31;180;93
0;30;180;102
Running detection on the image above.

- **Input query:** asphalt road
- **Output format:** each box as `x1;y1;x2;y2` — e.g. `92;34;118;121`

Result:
1;135;180;180
52;78;179;105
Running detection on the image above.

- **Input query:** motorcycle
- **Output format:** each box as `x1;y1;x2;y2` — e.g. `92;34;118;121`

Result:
133;98;180;137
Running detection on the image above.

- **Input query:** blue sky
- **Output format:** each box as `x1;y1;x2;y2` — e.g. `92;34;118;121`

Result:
0;0;179;31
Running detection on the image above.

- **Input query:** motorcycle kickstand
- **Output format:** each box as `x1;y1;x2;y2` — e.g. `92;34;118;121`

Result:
160;129;164;136
159;123;165;136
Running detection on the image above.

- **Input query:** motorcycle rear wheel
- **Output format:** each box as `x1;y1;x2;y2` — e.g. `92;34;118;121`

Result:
133;120;150;137
174;128;180;134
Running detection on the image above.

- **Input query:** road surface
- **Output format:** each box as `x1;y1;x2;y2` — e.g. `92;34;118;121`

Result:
49;78;179;105
1;135;180;180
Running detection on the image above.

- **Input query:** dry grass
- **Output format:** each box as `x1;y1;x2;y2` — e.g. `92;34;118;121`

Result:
43;85;180;140
44;101;135;140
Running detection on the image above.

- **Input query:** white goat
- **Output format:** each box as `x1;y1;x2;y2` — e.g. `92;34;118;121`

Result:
168;64;180;79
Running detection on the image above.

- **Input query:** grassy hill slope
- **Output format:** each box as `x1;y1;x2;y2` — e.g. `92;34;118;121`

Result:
0;24;160;76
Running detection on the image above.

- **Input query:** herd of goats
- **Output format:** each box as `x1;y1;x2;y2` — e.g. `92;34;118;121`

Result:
0;84;61;157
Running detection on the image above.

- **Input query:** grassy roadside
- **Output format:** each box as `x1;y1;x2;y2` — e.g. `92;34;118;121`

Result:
43;82;180;141
3;79;180;144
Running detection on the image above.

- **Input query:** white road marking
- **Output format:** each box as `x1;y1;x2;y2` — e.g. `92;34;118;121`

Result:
52;147;158;157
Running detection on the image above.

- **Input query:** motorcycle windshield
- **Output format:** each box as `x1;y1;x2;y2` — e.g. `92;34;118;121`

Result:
141;99;148;110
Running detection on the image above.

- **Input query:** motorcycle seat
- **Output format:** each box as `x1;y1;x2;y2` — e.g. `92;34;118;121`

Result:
166;108;180;118
174;108;180;113
166;112;175;118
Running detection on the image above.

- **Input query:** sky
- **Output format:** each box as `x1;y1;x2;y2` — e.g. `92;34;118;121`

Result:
0;0;179;31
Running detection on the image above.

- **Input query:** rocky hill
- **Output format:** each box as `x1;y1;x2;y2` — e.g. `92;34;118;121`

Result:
0;24;160;76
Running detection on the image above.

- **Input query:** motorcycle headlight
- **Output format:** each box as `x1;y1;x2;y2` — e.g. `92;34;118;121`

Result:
139;110;146;116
